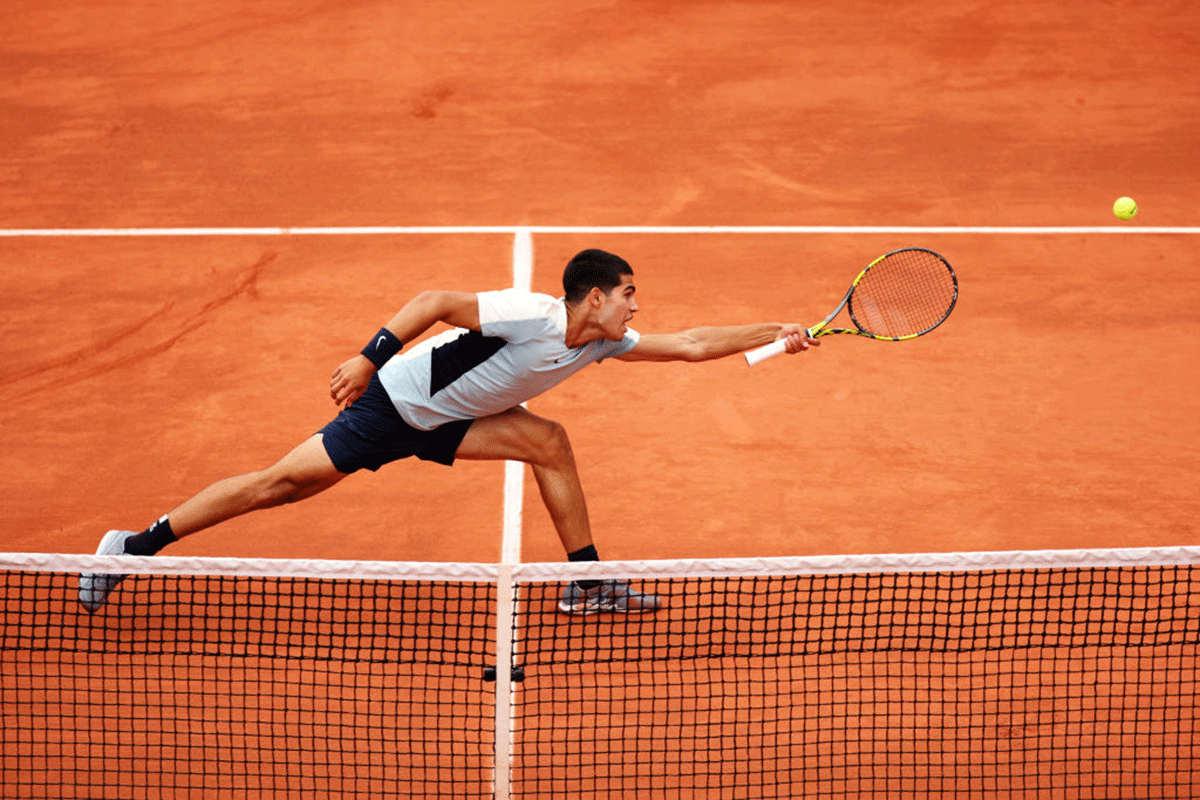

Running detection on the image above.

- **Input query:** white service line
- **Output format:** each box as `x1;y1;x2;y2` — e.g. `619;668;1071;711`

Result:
494;228;533;800
1;225;1198;237
500;229;533;567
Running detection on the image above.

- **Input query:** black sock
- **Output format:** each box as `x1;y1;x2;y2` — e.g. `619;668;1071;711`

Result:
123;515;177;556
568;545;602;591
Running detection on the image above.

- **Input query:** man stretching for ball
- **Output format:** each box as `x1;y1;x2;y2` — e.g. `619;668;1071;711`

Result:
80;249;817;614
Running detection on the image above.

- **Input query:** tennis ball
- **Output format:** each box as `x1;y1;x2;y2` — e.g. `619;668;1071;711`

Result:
1113;196;1138;220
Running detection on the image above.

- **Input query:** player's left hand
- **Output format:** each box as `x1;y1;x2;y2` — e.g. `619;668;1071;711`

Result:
330;355;376;407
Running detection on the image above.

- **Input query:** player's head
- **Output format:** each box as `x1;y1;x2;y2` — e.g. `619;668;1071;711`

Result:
562;249;634;305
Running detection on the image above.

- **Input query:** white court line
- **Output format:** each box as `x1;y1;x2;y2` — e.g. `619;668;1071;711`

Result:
0;225;1198;236
494;229;532;800
501;229;533;567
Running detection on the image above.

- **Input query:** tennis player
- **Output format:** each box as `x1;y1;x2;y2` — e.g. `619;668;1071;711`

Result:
80;249;817;613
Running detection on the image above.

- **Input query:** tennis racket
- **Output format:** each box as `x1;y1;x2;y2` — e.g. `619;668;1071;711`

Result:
745;247;958;366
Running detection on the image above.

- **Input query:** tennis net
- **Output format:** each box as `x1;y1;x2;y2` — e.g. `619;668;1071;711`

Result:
2;547;1197;798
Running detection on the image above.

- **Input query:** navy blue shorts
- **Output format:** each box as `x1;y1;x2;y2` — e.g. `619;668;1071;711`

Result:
318;374;474;473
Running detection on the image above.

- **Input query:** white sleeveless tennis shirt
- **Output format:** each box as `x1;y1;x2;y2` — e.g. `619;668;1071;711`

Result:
377;289;640;430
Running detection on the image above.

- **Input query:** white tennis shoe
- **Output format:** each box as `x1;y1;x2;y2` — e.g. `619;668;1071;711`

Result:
78;529;136;613
558;580;663;615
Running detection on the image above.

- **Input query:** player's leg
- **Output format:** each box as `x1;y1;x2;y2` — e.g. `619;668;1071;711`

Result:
454;406;592;554
165;434;347;538
79;435;347;612
454;407;660;614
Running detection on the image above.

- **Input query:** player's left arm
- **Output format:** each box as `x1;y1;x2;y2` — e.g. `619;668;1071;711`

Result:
617;324;817;363
331;290;481;406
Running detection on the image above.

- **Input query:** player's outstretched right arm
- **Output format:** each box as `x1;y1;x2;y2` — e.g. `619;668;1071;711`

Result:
618;324;816;363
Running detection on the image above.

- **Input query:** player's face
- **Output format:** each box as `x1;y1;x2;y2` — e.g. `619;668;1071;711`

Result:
599;275;638;339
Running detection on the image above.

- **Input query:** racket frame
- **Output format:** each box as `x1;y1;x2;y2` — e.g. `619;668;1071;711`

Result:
744;247;957;366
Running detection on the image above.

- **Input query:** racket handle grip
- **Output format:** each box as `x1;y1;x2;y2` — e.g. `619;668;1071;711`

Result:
744;338;789;367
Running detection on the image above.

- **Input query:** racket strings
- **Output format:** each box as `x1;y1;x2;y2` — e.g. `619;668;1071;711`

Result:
849;249;957;338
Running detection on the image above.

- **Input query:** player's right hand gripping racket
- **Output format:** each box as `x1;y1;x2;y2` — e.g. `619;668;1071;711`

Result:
745;247;958;366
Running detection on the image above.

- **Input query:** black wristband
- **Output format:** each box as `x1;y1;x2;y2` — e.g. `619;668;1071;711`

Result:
361;327;403;368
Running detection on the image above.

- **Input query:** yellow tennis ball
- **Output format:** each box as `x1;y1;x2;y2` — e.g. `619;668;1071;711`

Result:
1113;196;1138;220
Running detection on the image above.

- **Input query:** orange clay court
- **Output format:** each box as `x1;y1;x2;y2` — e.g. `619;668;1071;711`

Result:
1;1;1198;797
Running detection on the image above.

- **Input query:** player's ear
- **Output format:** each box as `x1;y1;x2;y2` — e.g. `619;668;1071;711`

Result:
587;286;605;308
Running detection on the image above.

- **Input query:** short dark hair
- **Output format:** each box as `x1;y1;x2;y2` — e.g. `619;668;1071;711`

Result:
562;249;633;305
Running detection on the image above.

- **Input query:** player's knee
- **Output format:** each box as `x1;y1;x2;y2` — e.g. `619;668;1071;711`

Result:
533;420;574;467
248;470;306;509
